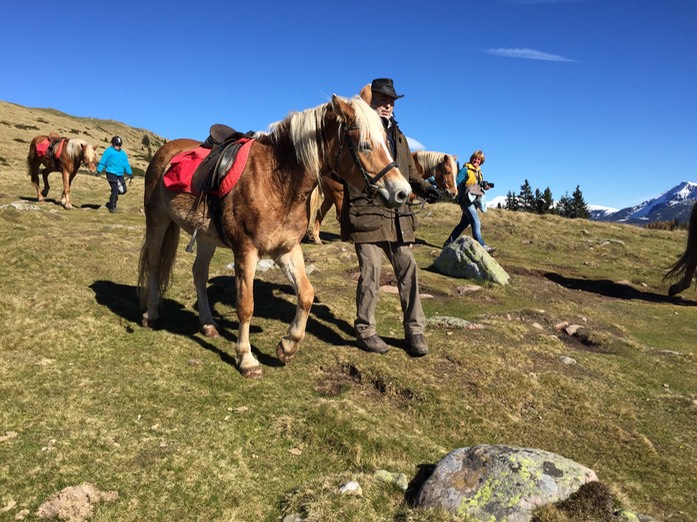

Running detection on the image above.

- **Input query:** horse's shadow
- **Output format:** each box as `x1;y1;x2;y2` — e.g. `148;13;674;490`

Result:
544;272;697;306
89;276;355;372
207;275;355;343
19;195;102;210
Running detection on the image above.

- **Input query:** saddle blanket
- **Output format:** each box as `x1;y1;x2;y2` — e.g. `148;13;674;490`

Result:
163;139;253;197
35;138;65;159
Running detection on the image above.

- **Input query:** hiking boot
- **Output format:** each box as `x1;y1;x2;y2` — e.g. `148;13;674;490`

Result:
356;334;389;354
109;206;118;213
406;333;429;357
484;245;496;254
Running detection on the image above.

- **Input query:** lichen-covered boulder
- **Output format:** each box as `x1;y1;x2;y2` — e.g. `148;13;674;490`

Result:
434;237;509;285
415;445;597;522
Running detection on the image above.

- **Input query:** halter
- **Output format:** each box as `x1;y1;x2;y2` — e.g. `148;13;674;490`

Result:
332;123;399;197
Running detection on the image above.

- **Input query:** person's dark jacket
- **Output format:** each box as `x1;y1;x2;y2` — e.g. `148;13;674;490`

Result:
340;118;433;243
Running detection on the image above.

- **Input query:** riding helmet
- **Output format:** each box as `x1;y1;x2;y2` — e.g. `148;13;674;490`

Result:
111;136;123;147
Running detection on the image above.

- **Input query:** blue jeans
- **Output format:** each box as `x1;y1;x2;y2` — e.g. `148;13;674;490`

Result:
444;203;485;247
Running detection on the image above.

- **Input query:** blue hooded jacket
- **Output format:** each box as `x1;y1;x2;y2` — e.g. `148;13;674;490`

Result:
97;146;132;176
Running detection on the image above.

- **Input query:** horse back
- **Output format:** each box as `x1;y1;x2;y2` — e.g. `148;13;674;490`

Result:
144;139;201;206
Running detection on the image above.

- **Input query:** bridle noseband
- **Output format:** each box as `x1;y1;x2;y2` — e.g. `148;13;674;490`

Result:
332;123;399;197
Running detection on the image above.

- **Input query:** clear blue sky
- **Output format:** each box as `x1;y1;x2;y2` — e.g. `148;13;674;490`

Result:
2;0;695;208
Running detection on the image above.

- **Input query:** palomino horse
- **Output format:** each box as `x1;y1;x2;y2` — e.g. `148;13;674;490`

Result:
664;201;697;296
305;150;457;244
27;135;99;209
137;95;411;378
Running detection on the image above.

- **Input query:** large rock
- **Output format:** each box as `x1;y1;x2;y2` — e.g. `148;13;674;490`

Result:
434;237;509;284
415;445;597;521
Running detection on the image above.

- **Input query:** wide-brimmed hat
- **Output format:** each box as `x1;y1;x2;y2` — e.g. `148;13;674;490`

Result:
370;78;404;99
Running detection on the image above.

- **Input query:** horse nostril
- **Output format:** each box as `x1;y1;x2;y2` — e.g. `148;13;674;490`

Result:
396;190;408;203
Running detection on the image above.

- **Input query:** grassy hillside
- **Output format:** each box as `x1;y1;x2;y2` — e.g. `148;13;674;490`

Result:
0;101;696;521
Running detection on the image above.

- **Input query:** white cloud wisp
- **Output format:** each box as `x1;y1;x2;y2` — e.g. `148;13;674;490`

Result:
485;47;576;62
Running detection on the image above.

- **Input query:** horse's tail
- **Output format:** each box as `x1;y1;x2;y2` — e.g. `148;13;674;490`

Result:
137;221;180;308
27;139;38;176
137;140;196;307
664;201;697;289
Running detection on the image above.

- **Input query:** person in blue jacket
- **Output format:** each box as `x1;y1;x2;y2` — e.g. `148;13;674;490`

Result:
97;136;132;213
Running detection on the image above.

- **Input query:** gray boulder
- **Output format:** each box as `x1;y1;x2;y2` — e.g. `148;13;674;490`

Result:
434;237;509;285
415;445;597;521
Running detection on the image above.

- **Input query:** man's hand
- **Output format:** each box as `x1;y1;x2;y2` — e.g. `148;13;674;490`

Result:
425;186;441;203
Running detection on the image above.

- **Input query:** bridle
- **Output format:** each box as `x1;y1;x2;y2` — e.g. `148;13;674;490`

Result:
330;123;399;197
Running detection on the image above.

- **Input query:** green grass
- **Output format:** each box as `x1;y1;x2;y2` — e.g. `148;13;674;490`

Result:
1;158;696;521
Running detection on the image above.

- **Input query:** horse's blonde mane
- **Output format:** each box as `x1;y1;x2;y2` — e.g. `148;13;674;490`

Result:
66;138;96;161
273;96;387;176
415;151;449;171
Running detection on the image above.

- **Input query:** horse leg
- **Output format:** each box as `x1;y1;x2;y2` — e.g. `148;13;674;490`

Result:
60;169;72;209
141;215;178;328
41;169;50;198
312;196;335;245
193;240;219;337
235;250;262;379
669;263;696;296
274;244;314;364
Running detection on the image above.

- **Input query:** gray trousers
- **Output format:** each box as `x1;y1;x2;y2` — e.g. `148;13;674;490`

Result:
354;242;425;339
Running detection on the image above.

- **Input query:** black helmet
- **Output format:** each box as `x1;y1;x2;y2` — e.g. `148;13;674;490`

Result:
111;136;123;147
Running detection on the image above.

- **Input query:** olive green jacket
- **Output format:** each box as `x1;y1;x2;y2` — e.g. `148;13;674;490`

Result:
340;118;432;244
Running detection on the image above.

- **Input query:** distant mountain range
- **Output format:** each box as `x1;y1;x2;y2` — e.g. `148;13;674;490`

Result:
487;181;697;224
589;181;697;224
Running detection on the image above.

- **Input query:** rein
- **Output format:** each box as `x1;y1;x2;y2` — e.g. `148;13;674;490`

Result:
332;124;398;198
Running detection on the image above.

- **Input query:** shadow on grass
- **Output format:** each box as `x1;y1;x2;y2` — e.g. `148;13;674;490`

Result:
544;272;697;306
19;195;103;210
89;276;356;374
207;275;355;344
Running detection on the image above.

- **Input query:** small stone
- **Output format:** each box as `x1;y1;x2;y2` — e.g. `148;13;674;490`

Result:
560;356;577;365
565;324;582;336
531;322;544;330
338;481;362;495
289;448;302;456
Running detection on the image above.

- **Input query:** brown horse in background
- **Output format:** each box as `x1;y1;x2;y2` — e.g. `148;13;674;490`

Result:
664;201;697;296
305;150;457;244
137;95;411;378
27;135;99;209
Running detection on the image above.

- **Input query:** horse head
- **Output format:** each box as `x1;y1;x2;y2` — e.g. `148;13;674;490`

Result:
81;143;99;173
329;94;411;208
439;153;458;199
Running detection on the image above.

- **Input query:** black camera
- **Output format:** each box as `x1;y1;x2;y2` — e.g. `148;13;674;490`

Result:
482;181;494;189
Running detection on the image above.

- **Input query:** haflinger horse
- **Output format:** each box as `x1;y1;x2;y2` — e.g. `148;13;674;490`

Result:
664;201;697;296
27;134;99;209
305;149;457;245
137;94;411;378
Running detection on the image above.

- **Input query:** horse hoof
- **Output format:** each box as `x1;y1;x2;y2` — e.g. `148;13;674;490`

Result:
241;365;263;379
276;338;298;365
64;203;72;210
142;316;158;329
41;189;49;198
201;324;220;338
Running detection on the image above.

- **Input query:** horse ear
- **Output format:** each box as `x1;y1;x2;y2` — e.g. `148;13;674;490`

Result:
331;94;355;123
359;84;372;105
93;144;100;150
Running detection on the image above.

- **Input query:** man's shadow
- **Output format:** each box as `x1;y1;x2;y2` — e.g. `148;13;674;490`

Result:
544;272;696;306
19;195;104;210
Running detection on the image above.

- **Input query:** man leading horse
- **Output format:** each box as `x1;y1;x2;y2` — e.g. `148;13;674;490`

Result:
340;78;440;357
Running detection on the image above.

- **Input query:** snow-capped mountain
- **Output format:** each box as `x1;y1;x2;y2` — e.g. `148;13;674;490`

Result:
591;181;697;223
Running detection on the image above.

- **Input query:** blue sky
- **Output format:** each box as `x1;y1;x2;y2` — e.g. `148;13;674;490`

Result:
2;0;695;208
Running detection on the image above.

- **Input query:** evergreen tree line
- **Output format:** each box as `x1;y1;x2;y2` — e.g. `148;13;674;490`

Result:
503;179;590;219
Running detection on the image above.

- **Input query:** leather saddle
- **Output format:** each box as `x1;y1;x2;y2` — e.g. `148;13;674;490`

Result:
191;124;255;195
46;132;64;161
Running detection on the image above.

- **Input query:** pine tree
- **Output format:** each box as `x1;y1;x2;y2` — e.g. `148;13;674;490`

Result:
505;190;520;211
541;187;555;214
518;179;535;213
570;185;590;219
557;193;573;217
